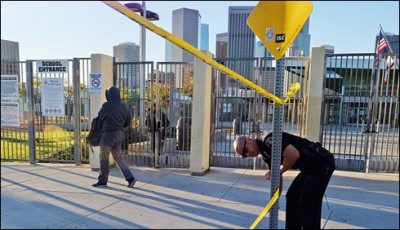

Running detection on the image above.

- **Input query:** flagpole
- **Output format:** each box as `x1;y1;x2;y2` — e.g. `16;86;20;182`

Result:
363;51;375;173
380;25;394;54
363;27;384;173
368;49;383;172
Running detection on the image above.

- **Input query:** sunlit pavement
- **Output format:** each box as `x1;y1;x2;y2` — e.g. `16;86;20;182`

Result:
1;162;398;229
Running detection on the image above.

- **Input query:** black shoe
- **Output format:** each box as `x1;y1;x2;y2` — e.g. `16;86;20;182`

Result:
92;182;107;187
127;178;137;188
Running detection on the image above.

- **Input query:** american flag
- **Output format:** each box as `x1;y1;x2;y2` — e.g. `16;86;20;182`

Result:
374;31;388;67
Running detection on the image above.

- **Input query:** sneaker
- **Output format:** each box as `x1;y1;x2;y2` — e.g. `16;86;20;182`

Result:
92;182;107;187
127;178;137;188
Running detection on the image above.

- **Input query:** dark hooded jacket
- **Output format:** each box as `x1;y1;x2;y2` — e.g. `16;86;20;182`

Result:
98;86;131;132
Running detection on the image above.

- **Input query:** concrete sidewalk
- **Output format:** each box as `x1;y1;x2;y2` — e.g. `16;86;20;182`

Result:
1;162;399;229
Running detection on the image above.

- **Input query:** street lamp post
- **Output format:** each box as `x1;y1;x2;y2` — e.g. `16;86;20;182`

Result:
124;1;159;127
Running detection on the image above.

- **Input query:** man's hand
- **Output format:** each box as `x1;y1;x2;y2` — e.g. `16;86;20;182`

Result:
265;170;272;180
265;170;283;196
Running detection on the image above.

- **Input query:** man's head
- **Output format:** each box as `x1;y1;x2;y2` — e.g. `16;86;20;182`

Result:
105;86;121;102
233;136;259;158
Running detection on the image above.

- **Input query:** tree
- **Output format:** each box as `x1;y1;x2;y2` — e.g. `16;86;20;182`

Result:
181;76;194;98
145;82;170;109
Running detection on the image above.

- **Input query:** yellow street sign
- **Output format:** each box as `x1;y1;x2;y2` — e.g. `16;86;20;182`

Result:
247;1;313;60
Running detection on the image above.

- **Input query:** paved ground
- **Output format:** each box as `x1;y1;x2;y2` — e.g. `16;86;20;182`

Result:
1;162;399;229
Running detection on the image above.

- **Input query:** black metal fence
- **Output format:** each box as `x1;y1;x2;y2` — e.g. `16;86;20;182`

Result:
1;58;91;163
1;53;398;172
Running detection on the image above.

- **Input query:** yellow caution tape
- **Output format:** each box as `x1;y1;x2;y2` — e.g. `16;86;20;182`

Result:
283;82;301;104
249;187;280;229
102;1;300;106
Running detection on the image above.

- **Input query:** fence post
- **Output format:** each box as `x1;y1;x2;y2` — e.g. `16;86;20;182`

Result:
305;46;326;142
26;60;36;164
190;51;213;176
73;58;82;165
89;54;115;170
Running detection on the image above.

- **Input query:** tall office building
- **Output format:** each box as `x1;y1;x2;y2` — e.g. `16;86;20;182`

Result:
172;8;200;88
256;41;273;58
216;32;228;58
227;6;255;59
165;41;172;62
113;42;140;62
171;8;200;62
216;32;228;90
287;19;311;57
113;42;140;88
227;6;255;87
200;23;209;51
1;39;20;75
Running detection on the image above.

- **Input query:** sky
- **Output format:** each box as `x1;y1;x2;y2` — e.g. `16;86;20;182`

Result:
1;1;399;63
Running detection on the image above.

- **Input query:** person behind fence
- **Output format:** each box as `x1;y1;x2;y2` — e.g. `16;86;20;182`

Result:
233;132;335;229
92;86;137;188
145;103;169;155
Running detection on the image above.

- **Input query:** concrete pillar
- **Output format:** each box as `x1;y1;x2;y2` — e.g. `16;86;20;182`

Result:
89;54;115;170
305;46;326;142
190;51;213;176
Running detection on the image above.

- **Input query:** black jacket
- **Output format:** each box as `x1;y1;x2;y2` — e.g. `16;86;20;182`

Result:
145;111;169;134
98;86;131;132
257;132;332;172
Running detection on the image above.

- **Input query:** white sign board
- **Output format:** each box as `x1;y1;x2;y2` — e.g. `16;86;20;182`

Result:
89;73;103;93
36;60;69;73
41;78;65;116
1;75;20;127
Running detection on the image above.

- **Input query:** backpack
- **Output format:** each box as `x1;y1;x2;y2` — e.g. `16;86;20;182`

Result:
86;116;103;147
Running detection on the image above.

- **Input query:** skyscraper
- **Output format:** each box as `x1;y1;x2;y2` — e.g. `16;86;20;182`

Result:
227;6;255;87
256;41;272;58
113;42;140;88
287;19;311;57
113;42;140;63
200;23;209;51
227;6;255;59
171;8;200;89
172;8;200;62
216;32;228;90
216;32;228;59
165;40;172;62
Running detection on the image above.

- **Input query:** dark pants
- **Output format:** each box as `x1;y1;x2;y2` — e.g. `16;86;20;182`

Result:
150;131;165;156
285;154;335;229
98;130;134;184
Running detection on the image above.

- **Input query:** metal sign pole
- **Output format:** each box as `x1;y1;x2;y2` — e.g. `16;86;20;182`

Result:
269;56;285;229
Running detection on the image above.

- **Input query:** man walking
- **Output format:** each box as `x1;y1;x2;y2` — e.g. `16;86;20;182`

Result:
92;86;137;188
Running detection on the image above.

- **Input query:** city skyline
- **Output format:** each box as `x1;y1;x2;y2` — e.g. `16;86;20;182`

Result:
1;1;399;63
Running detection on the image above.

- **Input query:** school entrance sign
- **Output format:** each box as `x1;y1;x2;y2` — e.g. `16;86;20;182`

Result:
247;1;313;60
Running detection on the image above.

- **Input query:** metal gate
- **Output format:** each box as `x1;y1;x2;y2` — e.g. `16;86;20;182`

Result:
322;53;399;172
115;61;194;168
1;58;91;163
3;54;397;172
210;57;310;169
